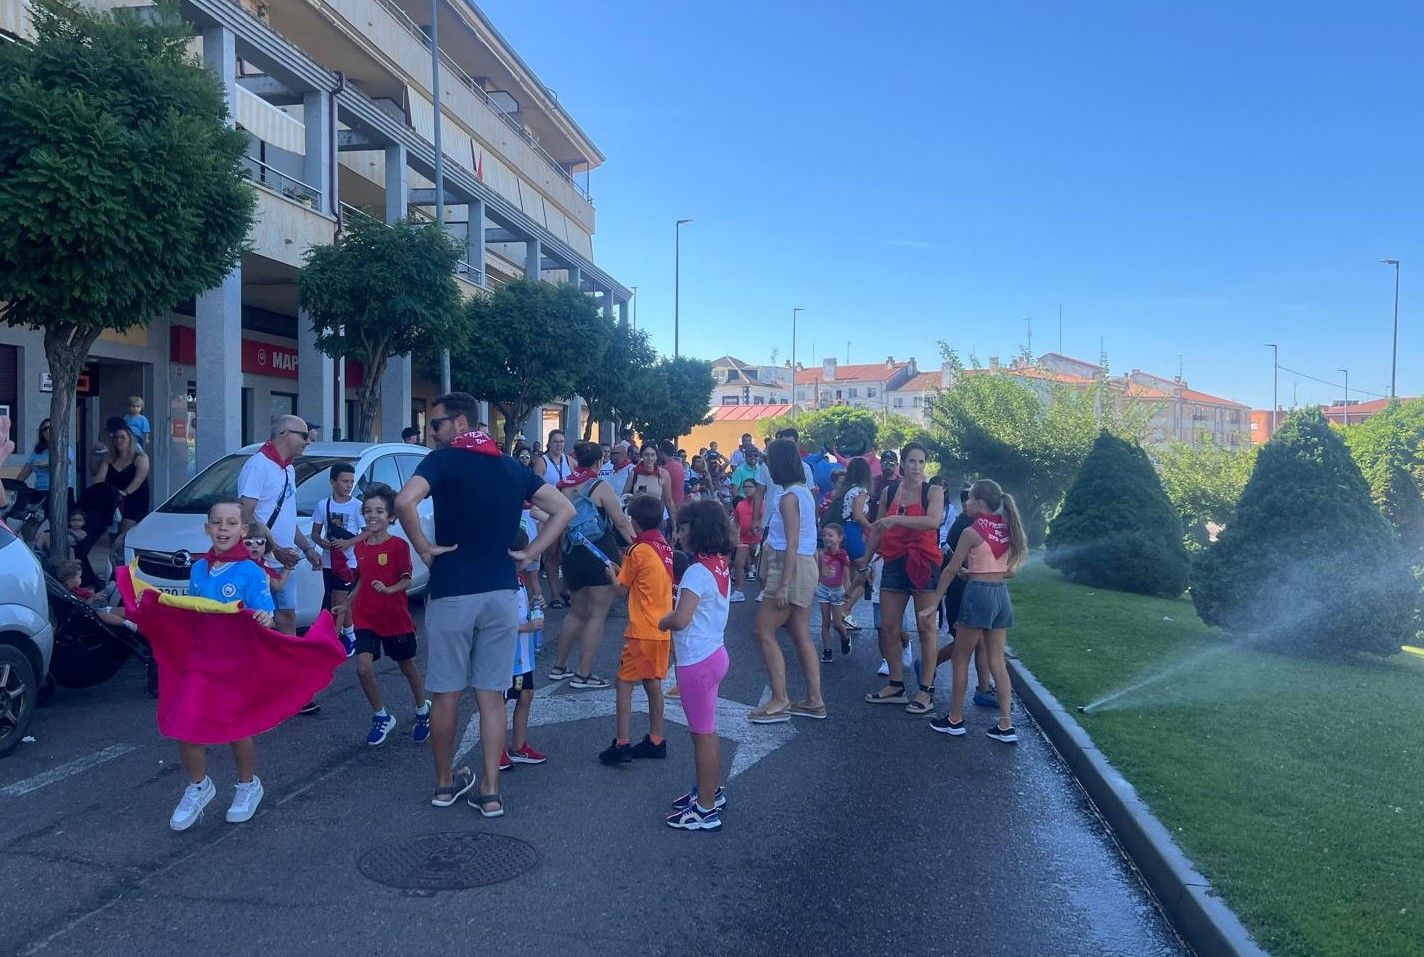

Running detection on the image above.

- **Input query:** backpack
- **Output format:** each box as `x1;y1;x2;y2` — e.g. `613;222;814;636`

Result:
883;479;930;516
563;479;609;553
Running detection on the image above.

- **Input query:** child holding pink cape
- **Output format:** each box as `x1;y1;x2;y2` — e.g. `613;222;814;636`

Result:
118;497;344;832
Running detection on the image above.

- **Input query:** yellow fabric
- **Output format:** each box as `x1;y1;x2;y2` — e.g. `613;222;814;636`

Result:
127;560;241;614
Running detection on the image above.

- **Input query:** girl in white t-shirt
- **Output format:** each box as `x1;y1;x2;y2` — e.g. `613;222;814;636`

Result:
658;500;734;831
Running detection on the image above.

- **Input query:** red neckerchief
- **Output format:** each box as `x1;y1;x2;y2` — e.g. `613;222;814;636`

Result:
824;548;849;570
204;543;266;578
696;554;730;597
450;431;501;456
631;530;674;584
558;466;599;490
974;512;1011;558
259;441;292;468
634;462;660;477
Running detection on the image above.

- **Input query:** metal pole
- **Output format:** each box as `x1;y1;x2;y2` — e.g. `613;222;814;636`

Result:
1338;368;1349;426
630;285;638;331
1265;343;1278;435
431;0;451;394
1391;261;1400;398
792;307;803;409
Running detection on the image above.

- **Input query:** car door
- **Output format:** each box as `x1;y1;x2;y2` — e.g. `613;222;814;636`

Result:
394;452;436;593
360;453;432;594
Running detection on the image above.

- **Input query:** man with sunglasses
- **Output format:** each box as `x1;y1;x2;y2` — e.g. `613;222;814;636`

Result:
238;415;322;658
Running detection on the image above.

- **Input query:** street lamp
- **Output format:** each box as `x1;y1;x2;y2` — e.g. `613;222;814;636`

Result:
1380;258;1400;398
629;285;638;331
1265;343;1279;435
792;307;804;408
674;219;692;357
1338;368;1349;426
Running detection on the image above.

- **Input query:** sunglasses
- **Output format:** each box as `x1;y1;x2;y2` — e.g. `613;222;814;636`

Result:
282;429;310;440
242;538;266;547
428;416;451;431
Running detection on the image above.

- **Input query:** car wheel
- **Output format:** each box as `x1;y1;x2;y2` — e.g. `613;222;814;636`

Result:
0;645;38;757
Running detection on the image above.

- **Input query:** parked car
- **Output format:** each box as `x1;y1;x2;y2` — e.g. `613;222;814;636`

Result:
0;516;54;756
123;442;433;628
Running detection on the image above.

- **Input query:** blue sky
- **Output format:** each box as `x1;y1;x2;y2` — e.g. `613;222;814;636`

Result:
480;0;1422;409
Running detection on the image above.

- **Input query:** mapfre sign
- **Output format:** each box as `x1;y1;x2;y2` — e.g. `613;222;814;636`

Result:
242;340;299;379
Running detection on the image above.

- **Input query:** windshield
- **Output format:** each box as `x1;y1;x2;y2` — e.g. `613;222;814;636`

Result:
160;454;354;516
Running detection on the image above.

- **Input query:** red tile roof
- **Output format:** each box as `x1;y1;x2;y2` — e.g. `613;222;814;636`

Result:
1179;387;1250;409
795;362;911;385
711;403;797;422
1320;397;1409;417
894;371;944;392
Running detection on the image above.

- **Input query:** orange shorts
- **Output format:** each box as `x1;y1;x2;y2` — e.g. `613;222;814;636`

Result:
618;637;670;682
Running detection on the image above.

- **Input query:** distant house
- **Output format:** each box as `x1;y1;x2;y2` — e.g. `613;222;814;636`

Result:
683;402;800;454
794;357;919;414
710;355;794;406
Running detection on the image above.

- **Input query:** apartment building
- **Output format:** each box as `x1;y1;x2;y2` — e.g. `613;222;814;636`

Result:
710;356;794;406
0;0;629;499
885;367;953;424
793;357;919;414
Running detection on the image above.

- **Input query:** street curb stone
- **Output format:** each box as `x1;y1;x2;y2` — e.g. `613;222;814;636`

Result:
1007;653;1271;957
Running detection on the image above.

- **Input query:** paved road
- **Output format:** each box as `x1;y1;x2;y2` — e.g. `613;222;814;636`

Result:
1;586;1187;957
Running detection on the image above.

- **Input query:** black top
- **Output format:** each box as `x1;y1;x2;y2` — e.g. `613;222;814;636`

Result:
415;448;545;599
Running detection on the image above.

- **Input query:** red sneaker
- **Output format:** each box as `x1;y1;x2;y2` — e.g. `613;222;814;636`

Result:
499;750;513;771
507;743;549;765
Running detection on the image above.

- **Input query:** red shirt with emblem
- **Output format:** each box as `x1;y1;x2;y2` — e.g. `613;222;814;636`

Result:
351;536;415;637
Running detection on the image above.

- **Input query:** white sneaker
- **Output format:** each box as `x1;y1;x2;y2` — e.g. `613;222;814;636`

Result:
226;776;264;824
729;590;746;603
169;776;215;832
876;660;890;676
755;591;764;602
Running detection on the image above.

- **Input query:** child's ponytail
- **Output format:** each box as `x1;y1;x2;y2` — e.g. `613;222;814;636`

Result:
999;493;1028;572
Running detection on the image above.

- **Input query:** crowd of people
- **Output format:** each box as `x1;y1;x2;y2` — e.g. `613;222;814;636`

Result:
2;398;1029;836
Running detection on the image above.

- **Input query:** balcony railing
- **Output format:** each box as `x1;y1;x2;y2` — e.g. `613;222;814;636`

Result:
241;153;321;207
373;0;592;202
340;201;501;291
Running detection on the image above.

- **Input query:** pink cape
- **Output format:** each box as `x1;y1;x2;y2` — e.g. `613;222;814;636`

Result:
117;565;346;745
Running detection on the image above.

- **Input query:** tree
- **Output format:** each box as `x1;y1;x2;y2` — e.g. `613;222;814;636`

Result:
1343;400;1424;551
573;319;655;440
877;413;933;454
1192;409;1419;657
620;356;714;447
0;0;255;561
1047;432;1191;597
297;214;463;441
1152;440;1257;550
789;406;878;455
443;279;608;447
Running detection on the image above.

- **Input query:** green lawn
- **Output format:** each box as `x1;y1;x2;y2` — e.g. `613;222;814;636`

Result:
1009;561;1424;957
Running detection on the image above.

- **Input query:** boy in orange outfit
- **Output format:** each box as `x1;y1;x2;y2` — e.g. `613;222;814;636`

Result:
600;494;675;765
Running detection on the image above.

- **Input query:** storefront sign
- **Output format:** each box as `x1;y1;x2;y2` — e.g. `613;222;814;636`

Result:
41;372;52;393
169;326;365;385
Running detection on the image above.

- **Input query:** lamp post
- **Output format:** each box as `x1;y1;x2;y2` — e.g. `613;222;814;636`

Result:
429;0;450;393
792;307;804;409
1380;258;1400;398
1338;368;1349;426
1265;343;1279;436
674;219;691;357
630;285;638;331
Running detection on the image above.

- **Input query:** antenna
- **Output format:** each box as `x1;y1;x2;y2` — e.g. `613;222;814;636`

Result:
846;340;851;363
1177;354;1183;380
1024;316;1034;356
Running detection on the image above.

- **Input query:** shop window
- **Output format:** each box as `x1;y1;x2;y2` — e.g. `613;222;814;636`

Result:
0;344;16;447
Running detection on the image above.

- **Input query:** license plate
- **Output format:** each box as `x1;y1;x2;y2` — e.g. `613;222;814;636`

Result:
156;586;187;596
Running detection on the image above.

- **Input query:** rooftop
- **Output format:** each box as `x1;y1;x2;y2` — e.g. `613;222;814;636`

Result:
796;360;913;385
895;371;944;393
711;403;797;422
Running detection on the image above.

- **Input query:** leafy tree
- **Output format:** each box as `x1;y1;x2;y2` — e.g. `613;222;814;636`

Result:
1344;400;1424;551
297;214;463;441
877;412;933;454
1152;440;1257;550
0;0;254;560
1192;409;1418;657
620;356;714;447
1047;432;1190;597
789;406;878;455
573;319;655;440
442;279;608;447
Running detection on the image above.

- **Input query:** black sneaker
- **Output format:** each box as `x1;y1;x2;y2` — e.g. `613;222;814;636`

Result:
298;699;321;716
929;715;965;736
840;634;851;655
628;735;667;760
986;724;1019;744
820;648;833;664
598;739;633;766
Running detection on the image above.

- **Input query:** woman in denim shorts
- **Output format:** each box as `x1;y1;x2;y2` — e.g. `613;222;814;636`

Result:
920;479;1027;743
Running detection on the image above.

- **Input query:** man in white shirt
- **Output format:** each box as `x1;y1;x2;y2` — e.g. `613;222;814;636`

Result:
238;415;321;638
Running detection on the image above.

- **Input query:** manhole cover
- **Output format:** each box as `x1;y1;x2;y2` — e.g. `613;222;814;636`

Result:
359;832;538;890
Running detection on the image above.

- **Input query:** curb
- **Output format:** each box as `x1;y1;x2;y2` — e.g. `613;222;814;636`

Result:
1007;653;1270;957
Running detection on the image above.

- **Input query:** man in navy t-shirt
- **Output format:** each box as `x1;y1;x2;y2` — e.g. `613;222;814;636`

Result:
396;392;573;816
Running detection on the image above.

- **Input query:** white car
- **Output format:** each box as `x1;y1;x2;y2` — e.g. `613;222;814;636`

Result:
123;442;434;627
0;517;53;756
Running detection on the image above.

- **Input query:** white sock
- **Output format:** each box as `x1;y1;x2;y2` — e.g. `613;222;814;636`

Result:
416;701;430;715
374;708;389;718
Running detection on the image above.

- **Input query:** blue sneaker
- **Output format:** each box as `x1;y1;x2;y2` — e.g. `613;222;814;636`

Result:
672;783;725;812
366;712;396;746
666;802;722;831
973;689;999;709
340;632;356;658
412;702;431;744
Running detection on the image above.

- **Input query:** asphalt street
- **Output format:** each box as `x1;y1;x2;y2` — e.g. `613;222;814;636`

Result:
1;586;1188;957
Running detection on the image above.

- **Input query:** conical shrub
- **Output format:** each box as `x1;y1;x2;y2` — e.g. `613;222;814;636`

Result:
1192;409;1418;657
1046;432;1190;597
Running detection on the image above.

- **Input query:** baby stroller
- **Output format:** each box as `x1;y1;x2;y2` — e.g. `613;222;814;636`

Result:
44;568;158;699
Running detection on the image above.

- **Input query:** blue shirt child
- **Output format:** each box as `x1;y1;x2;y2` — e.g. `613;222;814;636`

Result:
189;558;276;611
125;412;152;451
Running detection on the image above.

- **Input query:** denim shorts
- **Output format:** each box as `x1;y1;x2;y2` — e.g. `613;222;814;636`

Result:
957;580;1014;630
814;584;846;606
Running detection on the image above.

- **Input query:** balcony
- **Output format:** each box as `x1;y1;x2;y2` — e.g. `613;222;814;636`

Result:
244;158;335;268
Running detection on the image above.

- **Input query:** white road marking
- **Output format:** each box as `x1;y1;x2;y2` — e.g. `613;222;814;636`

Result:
1;744;137;798
454;685;797;780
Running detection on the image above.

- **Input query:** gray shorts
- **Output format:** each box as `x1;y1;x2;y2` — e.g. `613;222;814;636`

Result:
424;591;520;693
958;580;1014;630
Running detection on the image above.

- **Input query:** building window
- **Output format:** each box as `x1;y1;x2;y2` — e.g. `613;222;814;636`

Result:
835;389;843;401
820;391;831;404
722;396;739;405
913;395;922;408
754;396;765;404
848;387;859;399
893;397;904;409
867;388;877;398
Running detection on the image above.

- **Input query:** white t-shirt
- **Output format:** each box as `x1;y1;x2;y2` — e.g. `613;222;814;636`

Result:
512;587;538;678
756;460;817;530
607;463;635;497
314;495;365;570
237;451;297;549
767;485;818;555
674;561;729;667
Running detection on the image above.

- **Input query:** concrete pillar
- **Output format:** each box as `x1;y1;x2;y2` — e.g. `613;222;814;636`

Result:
523;405;543;444
469;198;486;286
477;401;490;427
202;27;235;124
570;265;582;290
618;299;628;325
384;145;408;223
567;395;583;441
525;237;541;282
379;357;412;442
195;271;242;468
302;91;331;214
297;308;332;434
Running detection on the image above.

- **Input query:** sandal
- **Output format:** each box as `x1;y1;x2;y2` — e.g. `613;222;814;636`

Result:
865;680;908;704
431;767;476;808
468;791;505;818
905;684;936;716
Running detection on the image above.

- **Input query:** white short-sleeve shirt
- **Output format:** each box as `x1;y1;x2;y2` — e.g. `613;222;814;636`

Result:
674;561;729;667
237;452;297;549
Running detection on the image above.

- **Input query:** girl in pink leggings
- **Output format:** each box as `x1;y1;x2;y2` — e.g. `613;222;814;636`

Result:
658;500;734;831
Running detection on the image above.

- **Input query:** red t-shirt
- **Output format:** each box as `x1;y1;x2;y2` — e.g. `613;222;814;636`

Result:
351;536;415;637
